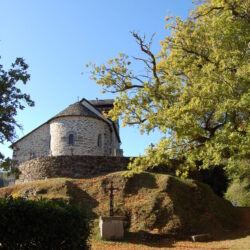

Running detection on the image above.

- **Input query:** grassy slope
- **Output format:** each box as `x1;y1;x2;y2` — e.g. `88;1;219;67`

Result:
0;172;248;238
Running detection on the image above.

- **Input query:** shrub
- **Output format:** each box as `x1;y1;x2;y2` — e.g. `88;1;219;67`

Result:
225;178;250;207
0;197;90;249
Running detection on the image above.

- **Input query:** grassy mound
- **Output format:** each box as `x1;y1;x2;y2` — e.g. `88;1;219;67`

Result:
0;172;245;236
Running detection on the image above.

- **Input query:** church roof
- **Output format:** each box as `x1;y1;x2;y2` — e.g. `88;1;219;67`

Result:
53;102;98;119
10;99;120;148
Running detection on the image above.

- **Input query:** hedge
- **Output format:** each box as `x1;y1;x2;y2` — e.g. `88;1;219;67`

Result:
0;197;90;249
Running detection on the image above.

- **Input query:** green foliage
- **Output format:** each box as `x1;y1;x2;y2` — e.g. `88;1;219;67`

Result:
0;57;34;170
0;197;90;249
88;0;249;179
225;178;250;207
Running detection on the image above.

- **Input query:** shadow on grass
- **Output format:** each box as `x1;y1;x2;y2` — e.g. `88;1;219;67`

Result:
120;231;176;248
116;229;250;248
123;173;158;195
120;177;250;247
65;180;99;220
209;207;250;242
165;176;250;240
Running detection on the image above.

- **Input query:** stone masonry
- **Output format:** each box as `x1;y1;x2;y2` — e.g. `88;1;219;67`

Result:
11;99;122;167
50;116;113;156
16;155;130;183
12;124;50;165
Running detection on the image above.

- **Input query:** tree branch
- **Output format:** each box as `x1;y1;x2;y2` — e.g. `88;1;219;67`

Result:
194;6;224;19
131;32;160;84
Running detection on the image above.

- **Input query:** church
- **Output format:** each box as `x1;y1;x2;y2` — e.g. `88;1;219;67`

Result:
11;98;123;167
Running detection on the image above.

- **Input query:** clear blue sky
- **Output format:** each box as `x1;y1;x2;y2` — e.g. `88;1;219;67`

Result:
0;0;194;158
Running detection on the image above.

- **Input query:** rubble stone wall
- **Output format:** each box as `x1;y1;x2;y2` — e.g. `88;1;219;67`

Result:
16;155;130;183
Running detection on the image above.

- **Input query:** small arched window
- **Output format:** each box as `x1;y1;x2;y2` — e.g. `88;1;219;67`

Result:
69;134;74;145
97;134;102;147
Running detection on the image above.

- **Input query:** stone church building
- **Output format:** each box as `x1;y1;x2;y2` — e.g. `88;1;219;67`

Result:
11;98;123;166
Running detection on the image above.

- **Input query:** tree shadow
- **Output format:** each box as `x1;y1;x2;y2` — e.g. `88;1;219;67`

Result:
121;231;176;248
164;176;250;242
120;176;250;247
211;228;250;242
210;207;250;242
117;229;250;248
123;172;158;195
65;180;99;220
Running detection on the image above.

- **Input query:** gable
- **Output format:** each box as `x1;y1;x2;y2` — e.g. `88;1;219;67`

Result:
10;99;121;148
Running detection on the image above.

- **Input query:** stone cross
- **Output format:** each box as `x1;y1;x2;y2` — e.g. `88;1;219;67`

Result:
107;181;119;217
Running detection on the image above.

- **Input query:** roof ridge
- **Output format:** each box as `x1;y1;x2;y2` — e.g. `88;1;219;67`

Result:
10;99;121;147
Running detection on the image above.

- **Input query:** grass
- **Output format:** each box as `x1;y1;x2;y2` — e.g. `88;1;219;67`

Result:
0;171;249;248
91;232;250;249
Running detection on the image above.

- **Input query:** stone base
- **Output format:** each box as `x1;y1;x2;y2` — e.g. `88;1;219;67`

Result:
99;216;125;240
191;233;211;242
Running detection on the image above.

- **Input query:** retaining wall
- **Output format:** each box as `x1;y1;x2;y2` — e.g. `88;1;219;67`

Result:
16;155;130;183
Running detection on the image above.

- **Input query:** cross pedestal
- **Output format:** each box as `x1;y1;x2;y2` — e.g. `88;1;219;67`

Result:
99;180;125;240
99;216;125;240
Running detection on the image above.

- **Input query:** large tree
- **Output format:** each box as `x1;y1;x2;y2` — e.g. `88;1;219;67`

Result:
88;0;249;180
0;57;34;169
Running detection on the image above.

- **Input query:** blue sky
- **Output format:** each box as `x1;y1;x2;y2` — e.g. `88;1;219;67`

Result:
0;0;194;157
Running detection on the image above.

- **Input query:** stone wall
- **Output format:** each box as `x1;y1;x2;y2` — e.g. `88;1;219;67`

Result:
50;116;115;156
16;155;131;183
12;115;122;166
12;124;50;165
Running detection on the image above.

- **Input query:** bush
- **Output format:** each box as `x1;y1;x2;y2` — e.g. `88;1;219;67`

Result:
225;178;250;207
0;197;90;249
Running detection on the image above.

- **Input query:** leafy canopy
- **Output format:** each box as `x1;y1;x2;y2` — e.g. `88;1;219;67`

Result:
0;57;34;169
88;0;249;179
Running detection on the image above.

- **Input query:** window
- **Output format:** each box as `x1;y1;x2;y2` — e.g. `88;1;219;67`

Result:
69;134;74;145
97;134;102;147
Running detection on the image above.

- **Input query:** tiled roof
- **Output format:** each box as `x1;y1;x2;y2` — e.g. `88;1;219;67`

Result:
53;102;98;119
10;99;121;147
